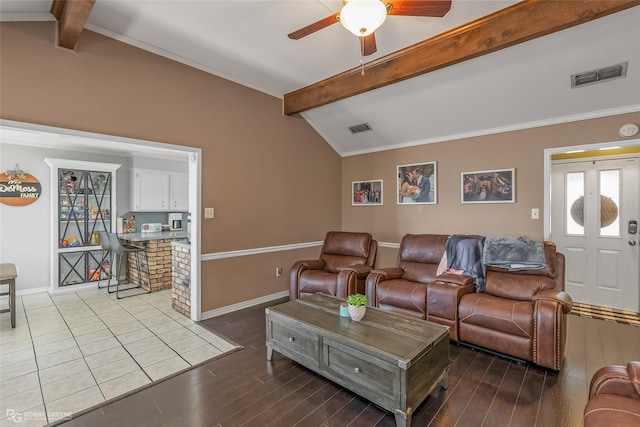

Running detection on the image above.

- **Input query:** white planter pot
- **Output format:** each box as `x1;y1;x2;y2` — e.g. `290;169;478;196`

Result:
348;304;366;321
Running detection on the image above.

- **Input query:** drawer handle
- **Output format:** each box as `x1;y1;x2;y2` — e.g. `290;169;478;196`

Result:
288;337;295;342
354;367;361;374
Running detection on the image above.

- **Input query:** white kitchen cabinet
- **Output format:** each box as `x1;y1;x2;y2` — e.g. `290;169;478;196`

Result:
170;172;189;210
131;169;170;211
131;169;188;211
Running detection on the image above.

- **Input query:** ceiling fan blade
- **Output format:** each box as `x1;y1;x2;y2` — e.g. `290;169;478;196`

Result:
360;33;377;57
386;0;452;17
288;12;341;40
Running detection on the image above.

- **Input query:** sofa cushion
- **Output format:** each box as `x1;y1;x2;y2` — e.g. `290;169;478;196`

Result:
375;279;428;319
320;231;372;273
458;293;534;338
485;270;557;301
398;234;448;283
323;231;372;257
298;270;338;297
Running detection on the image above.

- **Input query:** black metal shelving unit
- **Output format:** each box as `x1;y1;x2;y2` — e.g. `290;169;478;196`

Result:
57;169;113;287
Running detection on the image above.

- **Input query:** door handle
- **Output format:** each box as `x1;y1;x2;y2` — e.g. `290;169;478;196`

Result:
630;240;637;246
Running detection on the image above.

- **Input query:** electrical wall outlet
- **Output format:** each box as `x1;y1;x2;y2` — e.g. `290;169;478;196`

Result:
204;207;214;219
275;267;283;277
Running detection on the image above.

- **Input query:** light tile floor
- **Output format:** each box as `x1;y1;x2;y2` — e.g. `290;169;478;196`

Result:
0;288;239;426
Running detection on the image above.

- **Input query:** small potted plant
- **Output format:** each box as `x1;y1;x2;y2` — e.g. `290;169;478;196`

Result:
346;293;367;321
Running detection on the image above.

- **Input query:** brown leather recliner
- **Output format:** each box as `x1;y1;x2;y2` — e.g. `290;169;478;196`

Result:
365;234;452;319
366;234;572;370
457;242;572;371
289;231;377;300
584;361;640;426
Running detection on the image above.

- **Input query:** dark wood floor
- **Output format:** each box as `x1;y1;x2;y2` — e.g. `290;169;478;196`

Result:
60;299;640;427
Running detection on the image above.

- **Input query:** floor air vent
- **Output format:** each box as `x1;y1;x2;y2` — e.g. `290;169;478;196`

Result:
348;123;372;134
571;62;627;88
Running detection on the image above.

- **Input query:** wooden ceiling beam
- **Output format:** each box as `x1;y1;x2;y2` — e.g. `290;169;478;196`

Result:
284;0;640;116
50;0;96;50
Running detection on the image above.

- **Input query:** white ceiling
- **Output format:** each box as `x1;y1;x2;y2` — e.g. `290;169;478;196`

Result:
2;1;639;156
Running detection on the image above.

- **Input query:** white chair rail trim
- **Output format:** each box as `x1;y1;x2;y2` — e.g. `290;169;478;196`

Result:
201;241;324;261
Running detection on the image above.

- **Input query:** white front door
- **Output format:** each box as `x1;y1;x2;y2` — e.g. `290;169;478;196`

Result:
551;157;639;311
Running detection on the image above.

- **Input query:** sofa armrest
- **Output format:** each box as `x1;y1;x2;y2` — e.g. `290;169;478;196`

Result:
339;264;373;279
294;259;325;271
427;280;476;340
532;290;573;370
365;267;404;307
336;265;373;298
289;259;325;300
589;362;640;400
435;272;474;286
629;361;640;398
532;289;573;313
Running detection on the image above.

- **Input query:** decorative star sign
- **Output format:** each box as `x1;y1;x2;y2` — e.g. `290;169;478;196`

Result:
6;164;26;180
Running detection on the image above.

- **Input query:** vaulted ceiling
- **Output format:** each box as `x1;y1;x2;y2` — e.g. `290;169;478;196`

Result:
2;1;639;156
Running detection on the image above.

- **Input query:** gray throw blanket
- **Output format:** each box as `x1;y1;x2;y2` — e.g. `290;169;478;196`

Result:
446;235;486;292
482;234;546;271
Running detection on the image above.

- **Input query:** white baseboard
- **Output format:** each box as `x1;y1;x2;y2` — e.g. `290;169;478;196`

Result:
201;290;289;320
15;287;49;297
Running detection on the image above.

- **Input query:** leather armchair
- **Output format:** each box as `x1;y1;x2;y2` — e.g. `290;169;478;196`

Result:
289;231;377;300
584;361;640;426
366;234;449;319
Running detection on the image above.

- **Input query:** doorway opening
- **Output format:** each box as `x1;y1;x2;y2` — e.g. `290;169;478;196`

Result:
0;120;202;321
544;140;640;312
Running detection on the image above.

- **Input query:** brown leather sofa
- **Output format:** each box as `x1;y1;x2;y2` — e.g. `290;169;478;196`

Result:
290;231;378;300
584;361;640;426
365;233;572;370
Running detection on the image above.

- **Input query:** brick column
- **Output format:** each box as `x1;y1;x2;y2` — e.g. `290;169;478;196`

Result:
122;238;186;292
172;243;191;317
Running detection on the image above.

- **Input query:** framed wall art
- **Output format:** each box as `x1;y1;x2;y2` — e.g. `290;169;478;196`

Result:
352;180;383;206
397;162;437;204
461;168;515;203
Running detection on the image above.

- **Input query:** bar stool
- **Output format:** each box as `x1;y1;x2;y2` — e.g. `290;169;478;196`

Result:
107;233;151;299
0;263;17;328
96;231;115;293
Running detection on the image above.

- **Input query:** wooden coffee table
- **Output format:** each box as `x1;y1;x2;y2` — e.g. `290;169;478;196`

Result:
265;294;449;427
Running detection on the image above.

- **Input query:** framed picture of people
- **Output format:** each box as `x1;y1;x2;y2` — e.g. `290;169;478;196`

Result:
461;168;515;203
397;162;437;204
352;180;383;206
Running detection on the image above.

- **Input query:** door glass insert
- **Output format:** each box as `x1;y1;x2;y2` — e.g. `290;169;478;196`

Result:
567;171;585;235
599;169;620;237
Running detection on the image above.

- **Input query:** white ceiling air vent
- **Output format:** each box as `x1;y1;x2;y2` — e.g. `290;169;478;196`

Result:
348;123;372;134
571;62;628;88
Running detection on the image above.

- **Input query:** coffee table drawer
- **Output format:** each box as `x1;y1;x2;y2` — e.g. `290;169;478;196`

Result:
269;319;320;367
323;338;398;408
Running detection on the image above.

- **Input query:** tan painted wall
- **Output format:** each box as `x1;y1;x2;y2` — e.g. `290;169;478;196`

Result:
201;246;320;311
0;22;341;310
342;113;640;245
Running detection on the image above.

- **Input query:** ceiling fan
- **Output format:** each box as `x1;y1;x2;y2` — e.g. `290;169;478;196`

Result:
288;0;452;57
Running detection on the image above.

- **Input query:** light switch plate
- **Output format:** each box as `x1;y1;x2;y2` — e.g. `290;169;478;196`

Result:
531;208;539;220
204;207;214;219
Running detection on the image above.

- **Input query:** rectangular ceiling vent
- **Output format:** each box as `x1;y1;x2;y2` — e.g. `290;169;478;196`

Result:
571;62;627;88
348;123;372;134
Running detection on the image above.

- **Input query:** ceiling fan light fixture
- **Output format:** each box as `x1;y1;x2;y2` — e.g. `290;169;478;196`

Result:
340;0;387;37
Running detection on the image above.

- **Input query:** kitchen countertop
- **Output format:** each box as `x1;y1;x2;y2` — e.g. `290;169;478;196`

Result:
118;230;189;242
